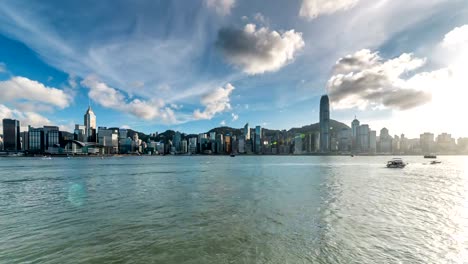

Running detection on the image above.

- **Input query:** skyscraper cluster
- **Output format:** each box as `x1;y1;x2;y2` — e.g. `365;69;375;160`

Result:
1;97;468;155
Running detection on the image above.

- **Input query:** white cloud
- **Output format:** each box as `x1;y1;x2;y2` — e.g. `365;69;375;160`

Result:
204;0;236;16
0;76;71;109
333;25;468;137
193;83;235;120
442;25;468;50
216;23;305;74
327;49;430;110
81;76;177;124
299;0;360;20
0;62;6;72
220;120;226;126
231;113;239;121
0;104;52;132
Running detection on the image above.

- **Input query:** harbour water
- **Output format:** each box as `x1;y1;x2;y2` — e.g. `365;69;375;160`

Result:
1;156;467;263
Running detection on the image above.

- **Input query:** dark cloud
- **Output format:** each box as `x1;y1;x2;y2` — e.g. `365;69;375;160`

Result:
327;49;431;110
216;24;304;74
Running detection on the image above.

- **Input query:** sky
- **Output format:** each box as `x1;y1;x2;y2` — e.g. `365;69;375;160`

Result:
0;0;467;138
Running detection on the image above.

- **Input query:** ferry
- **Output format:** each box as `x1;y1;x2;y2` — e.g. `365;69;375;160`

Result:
386;158;407;168
424;154;437;159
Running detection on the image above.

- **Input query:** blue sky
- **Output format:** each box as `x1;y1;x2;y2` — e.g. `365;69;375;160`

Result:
0;0;467;137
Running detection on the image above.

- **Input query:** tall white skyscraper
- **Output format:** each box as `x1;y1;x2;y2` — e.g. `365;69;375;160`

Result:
84;106;96;142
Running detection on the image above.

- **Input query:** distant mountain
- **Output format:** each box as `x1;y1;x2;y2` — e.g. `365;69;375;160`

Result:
108;119;350;142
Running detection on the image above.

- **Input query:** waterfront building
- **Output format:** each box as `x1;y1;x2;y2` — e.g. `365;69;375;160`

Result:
378;128;393;154
369;130;377;154
43;126;60;153
225;134;232;154
173;132;181;153
244;123;250;141
181;139;188;154
357;124;370;153
84;106;97;142
188;137;197;154
238;138;245;153
74;125;86;142
351;117;360;152
457;138;468;153
98;127;119;154
420;133;435;154
338;128;352;152
2;119;20;151
28;126;44;153
255;126;262;154
20;131;29;151
319;95;330;153
294;134;303;155
436;133;456;153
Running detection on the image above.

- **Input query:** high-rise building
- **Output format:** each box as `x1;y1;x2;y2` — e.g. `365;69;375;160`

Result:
2;119;20;151
319;95;330;153
255;125;262;154
378;128;393;153
74;125;86;142
173;132;182;153
84;106;96;142
20;131;29;151
357;124;370;152
244;123;250;140
188;137;197;154
28;126;44;153
338;128;352;152
43;126;59;151
294;134;303;154
351;117;360;151
98;127;119;154
369;130;377;154
216;134;224;154
225;134;232;154
420;133;435;154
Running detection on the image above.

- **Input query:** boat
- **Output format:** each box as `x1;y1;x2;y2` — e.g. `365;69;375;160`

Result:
424;154;437;159
430;160;442;165
386;158;407;168
230;154;236;157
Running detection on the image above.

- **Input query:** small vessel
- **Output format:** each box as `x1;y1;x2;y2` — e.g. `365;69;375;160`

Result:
424;154;437;159
41;156;52;160
386;158;407;168
430;160;442;165
230;153;236;157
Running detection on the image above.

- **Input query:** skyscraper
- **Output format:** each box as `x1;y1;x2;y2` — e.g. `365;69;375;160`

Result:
255;125;262;154
84;106;96;142
244;123;250;140
319;95;330;153
2;119;20;151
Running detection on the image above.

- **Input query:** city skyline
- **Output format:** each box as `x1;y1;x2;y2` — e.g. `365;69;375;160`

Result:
2;100;468;156
0;1;467;138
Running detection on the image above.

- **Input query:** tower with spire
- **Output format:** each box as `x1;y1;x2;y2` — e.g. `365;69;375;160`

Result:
319;95;330;153
84;105;96;142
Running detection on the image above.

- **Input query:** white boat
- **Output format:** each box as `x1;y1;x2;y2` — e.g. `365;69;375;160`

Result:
386;158;406;168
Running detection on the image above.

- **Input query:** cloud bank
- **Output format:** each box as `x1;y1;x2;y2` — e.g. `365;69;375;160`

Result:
216;24;304;74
